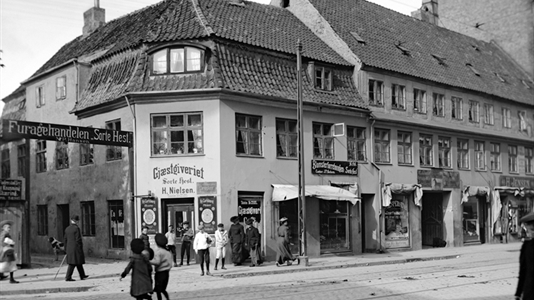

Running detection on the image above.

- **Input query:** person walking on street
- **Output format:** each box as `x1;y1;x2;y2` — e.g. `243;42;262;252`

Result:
193;224;212;276
245;218;260;267
64;215;88;281
139;226;150;251
121;238;153;300
179;221;194;266
0;220;19;283
515;212;534;300
165;225;177;267
214;223;228;270
228;216;244;266
151;233;173;300
275;217;295;267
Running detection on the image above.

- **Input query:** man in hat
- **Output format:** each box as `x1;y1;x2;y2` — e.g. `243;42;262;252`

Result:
515;211;534;300
64;216;88;281
244;218;260;267
228;216;245;266
178;221;194;266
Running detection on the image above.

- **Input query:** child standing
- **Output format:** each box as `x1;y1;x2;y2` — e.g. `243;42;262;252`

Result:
214;223;228;270
151;233;173;300
165;225;178;267
139;226;150;251
120;239;153;300
193;224;212;276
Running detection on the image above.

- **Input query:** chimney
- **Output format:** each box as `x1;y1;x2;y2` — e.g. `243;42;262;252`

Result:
83;0;105;36
420;0;439;25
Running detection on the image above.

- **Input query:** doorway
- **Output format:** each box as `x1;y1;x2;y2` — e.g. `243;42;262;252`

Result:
57;204;70;241
421;193;444;247
163;198;195;253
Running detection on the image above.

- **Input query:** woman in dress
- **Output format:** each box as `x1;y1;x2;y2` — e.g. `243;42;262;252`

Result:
275;217;294;267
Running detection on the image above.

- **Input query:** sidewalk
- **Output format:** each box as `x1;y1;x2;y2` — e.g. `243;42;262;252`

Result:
0;242;522;297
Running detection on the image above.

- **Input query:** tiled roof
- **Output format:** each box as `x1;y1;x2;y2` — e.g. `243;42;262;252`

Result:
309;0;534;105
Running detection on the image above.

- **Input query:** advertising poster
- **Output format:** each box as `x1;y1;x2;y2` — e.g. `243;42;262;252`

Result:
198;196;217;234
141;197;158;234
238;197;262;225
384;196;410;249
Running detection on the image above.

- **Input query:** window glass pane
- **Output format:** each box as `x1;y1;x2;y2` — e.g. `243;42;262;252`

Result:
186;47;201;71
236;115;247;128
188;114;202;126
276;120;286;132
171;130;184;142
248;117;260;129
152;116;167;128
288;121;297;133
153;50;167;74
170;49;184;73
170;115;184;127
313;124;322;135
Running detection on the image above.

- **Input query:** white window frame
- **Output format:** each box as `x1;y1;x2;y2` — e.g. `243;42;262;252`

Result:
483;104;494;125
438;136;451;168
236;114;262;156
36;86;45;108
457;139;470;170
397;131;412;165
433;93;444;117
502;108;512;128
56;76;66;100
347;126;366;161
391;84;406;110
490;142;501;172
374;129;390;163
508;145;518;173
413;89;427;114
152;47;204;75
468;100;479;123
475;141;486;171
152;113;203;156
314;66;332;91
369;79;384;106
526;147;533;174
313;122;334;159
451;96;463;120
419;134;433;167
276;119;297;158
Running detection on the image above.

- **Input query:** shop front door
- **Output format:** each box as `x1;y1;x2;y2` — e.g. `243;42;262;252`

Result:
164;199;195;256
421;193;444;247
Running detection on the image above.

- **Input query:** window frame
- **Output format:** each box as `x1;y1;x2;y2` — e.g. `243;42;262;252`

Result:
80;143;94;166
36;140;47;173
432;93;445;117
1;149;10;178
151;46;205;75
508;145;518;174
151;112;204;156
276;118;297;158
474;141;486;171
502;108;512;128
37;205;48;236
490;142;501;172
347;126;366;162
483;104;494;125
81;201;96;236
312;122;334;159
106;120;123;161
35;85;45;108
526;147;533;174
55;141;69;170
457;139;470;170
438;136;451;168
397;131;412;165
56;75;66;100
236;114;263;156
368;79;384;106
109;200;125;249
374;128;390;163
314;66;332;91
413;88;427;114
451;96;463;120
17;144;27;177
419;134;433;167
468;100;480;123
391;84;406;110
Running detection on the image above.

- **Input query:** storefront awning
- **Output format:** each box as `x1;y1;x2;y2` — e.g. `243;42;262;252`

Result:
494;186;534;196
383;183;423;207
271;184;360;205
461;186;490;204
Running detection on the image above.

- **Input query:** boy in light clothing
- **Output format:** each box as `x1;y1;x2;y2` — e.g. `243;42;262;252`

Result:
151;233;173;300
165;225;177;267
214;223;228;270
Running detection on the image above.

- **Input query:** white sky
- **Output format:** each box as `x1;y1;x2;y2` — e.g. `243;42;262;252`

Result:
0;0;422;104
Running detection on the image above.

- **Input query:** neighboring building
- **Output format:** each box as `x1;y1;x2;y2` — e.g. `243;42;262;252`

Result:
278;0;534;251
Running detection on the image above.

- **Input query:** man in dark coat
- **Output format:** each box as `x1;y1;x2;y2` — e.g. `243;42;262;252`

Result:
228;216;244;266
515;212;534;300
244;218;260;267
64;216;88;281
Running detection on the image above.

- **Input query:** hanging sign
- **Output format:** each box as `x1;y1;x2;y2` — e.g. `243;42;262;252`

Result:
198;196;217;234
0;179;22;201
311;160;358;175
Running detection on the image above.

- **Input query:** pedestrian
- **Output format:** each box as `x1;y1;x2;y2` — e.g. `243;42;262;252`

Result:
139;226;150;251
193;224;212;276
515;211;534;300
228;216;244;266
0;220;19;283
151;233;173;300
165;225;178;267
121;238;153;300
245;218;260;267
179;221;194;266
250;216;263;265
64;215;88;281
214;223;228;270
275;217;295;267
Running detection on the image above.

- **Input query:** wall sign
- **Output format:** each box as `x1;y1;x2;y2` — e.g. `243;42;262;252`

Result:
197;182;217;195
198;196;217;234
417;169;460;189
311;160;358;175
238;196;262;224
499;176;534;189
0;179;22;201
154;163;205;197
141;197;158;234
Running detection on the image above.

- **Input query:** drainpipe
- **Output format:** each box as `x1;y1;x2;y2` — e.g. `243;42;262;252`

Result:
369;118;384;252
125;96;137;249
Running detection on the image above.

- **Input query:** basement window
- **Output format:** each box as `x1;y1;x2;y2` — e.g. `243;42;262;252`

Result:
152;46;204;75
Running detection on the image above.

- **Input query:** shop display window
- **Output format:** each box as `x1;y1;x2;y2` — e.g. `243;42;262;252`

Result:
320;200;350;252
462;198;480;243
385;194;410;249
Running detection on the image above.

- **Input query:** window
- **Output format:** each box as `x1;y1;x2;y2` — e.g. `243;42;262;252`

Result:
35;86;45;107
475;141;485;170
1;150;9;178
432;93;444;117
152;113;203;155
109;201;125;249
397;131;412;165
37;205;48;236
56;76;66;100
451;97;463;120
80;143;94;166
81;201;96;236
152;47;204;74
55;141;69;170
438;136;451;168
457;139;469;169
413;89;427;113
313;123;334;159
490;143;501;171
36;140;47;173
468;100;479;123
347;126;366;161
374;129;390;163
526;147;533;174
17;144;26;177
369;79;384;106
391;84;405;109
276;119;297;158
483;104;494;125
508;145;518;173
236;114;262;156
419;134;433;166
106;120;123;161
502;108;511;128
314;66;332;91
519;111;528;131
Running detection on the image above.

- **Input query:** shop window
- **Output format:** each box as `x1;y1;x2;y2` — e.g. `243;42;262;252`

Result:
109;200;125;249
419;134;433;167
483;104;494;125
502;108;512;128
314;66;332;91
368;79;384;106
490;142;501;172
438;136;451;168
526;147;533;174
457;139;469;170
35;86;45;108
413;89;427;114
320;200;350;253
237;192;263;230
152;113;203;155
468;100;479;123
451;97;463;120
17;144;26;177
374;128;390;163
475;141;486;171
236;114;262;156
347;126;366;161
55;141;69;170
81;201;96;236
1;149;9;178
385;194;410;249
508;199;531;235
106;120;123;161
391;84;406;110
397;131;412;165
152;47;204;75
432;93;444;117
37;205;48;236
313;123;334;159
36;140;47;173
80;143;94;166
462;198;480;243
56;76;66;100
508;145;518;173
276;119;297;158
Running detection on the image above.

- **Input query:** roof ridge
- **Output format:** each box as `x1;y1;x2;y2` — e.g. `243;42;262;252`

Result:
189;0;215;36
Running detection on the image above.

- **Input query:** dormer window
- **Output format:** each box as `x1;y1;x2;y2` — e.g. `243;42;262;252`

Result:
152;46;204;75
314;66;332;91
